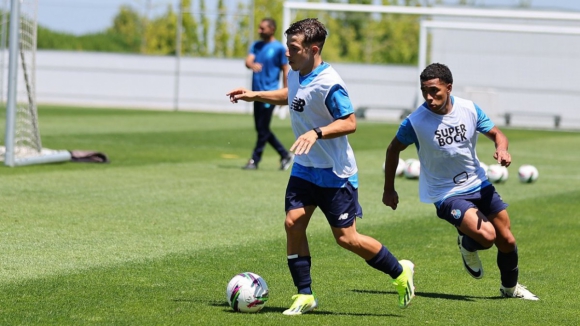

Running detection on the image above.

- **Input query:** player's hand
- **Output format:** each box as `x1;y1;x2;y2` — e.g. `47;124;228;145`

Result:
494;149;511;167
251;63;263;73
226;88;255;103
290;130;318;155
382;189;399;210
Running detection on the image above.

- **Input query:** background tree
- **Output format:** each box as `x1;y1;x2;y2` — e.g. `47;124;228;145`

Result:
301;0;420;64
232;2;252;57
108;5;142;52
37;0;534;64
369;0;420;64
142;4;176;54
213;0;230;57
198;0;210;56
253;0;284;40
181;0;201;56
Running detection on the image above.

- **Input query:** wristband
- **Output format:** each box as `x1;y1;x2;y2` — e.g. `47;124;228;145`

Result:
313;127;323;139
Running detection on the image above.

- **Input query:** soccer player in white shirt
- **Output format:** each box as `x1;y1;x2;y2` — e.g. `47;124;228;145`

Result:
228;18;415;315
382;62;538;300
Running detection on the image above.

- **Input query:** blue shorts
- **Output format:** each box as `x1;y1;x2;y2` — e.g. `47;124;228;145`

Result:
435;185;508;227
285;176;363;228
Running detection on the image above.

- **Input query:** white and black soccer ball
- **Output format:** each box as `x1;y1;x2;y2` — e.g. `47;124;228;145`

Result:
382;158;406;177
396;158;406;176
403;158;420;179
226;272;269;313
487;164;508;183
518;164;539;183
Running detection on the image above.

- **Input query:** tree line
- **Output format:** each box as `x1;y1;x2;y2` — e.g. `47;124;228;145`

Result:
36;0;531;65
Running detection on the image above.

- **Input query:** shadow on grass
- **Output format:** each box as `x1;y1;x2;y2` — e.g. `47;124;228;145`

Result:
216;164;288;172
352;289;501;301
216;164;245;170
202;300;402;317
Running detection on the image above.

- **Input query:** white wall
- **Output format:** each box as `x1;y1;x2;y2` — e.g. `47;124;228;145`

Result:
28;51;418;118
3;50;579;129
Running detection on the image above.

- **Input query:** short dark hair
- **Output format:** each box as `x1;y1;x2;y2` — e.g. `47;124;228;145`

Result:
420;63;453;84
284;18;327;51
262;18;276;31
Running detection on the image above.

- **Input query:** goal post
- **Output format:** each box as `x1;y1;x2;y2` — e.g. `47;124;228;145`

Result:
1;0;70;167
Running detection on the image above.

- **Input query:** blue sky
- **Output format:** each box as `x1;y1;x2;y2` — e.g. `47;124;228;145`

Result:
35;0;580;35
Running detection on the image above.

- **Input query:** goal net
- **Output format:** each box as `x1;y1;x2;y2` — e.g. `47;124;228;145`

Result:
0;0;70;166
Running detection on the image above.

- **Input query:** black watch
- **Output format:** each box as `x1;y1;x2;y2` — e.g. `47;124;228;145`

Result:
313;127;323;139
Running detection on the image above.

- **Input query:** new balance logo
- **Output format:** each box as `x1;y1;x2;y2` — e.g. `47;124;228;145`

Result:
338;213;349;220
291;97;306;112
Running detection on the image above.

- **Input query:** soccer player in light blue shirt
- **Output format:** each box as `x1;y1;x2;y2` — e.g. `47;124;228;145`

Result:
383;63;538;301
228;18;415;315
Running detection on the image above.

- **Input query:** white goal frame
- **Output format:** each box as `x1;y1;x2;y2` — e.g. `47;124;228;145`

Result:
418;19;580;111
1;0;71;166
419;20;580;74
283;2;580;66
283;1;580;121
283;1;580;30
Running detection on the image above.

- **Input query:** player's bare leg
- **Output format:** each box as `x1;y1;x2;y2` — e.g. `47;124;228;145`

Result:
330;220;382;259
285;206;315;256
488;209;515;252
456;208;495;278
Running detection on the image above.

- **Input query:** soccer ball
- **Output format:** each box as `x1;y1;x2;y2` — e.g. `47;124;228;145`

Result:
382;158;406;177
403;158;420;179
226;272;269;313
396;158;406;176
479;162;488;178
487;164;508;183
518;164;539;183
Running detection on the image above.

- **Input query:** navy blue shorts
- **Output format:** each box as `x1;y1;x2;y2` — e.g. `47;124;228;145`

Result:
285;176;363;228
435;185;508;227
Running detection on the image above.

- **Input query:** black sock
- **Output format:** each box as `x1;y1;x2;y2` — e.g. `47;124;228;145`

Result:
497;247;519;288
461;235;486;251
287;255;312;295
365;246;403;279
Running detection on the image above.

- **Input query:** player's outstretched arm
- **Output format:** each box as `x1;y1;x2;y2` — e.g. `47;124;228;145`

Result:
226;87;288;106
483;126;511;167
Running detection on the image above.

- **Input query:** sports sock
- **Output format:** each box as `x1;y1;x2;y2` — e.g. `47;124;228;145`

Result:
461;234;486;251
287;255;312;295
497;246;519;288
365;246;403;279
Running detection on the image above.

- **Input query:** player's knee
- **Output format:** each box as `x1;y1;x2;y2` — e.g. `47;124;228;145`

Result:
284;218;295;232
335;236;351;250
480;231;496;249
496;234;517;251
284;216;305;234
481;239;494;249
334;234;359;250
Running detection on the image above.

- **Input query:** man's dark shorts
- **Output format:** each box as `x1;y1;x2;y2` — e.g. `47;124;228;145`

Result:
285;176;362;228
435;184;508;227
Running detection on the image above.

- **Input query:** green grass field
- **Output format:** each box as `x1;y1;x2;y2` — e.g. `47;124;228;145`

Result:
1;106;579;325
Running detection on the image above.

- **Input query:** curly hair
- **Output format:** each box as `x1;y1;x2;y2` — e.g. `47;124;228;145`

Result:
420;63;453;84
284;18;327;51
